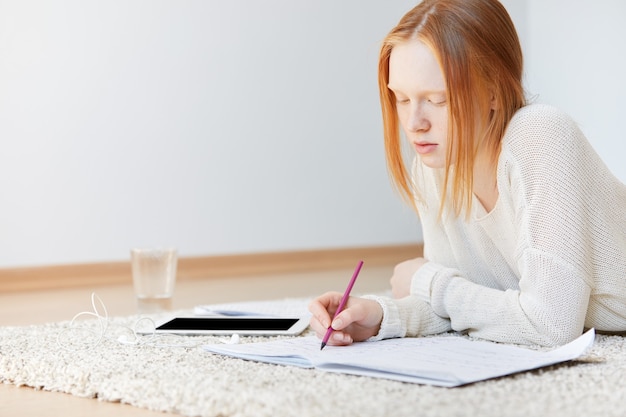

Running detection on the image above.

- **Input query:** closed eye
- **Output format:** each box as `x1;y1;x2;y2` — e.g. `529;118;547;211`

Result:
428;94;447;106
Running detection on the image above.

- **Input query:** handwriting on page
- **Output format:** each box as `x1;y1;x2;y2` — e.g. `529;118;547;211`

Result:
334;337;549;381
212;336;544;378
203;330;595;386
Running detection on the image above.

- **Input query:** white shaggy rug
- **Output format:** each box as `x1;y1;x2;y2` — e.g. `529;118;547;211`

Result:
1;297;626;417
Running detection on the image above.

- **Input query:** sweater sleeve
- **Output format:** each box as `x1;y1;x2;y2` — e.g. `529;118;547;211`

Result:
423;255;591;346
361;294;451;340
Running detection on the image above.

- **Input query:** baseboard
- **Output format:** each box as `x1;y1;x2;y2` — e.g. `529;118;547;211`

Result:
0;244;423;293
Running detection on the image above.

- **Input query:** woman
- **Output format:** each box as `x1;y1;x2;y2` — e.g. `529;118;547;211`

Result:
309;0;626;347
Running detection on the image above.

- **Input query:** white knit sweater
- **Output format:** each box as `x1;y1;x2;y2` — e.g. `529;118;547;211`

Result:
369;104;626;346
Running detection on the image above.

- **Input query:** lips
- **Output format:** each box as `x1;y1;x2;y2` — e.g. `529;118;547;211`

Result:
413;142;438;155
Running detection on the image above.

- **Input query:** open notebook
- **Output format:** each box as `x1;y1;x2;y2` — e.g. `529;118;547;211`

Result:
204;329;594;387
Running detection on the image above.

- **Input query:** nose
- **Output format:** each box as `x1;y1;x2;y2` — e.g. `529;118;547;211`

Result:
406;102;430;133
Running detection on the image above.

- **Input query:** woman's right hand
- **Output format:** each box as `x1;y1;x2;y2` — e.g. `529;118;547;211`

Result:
308;292;383;346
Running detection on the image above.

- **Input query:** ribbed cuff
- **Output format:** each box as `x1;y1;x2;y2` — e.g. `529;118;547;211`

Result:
361;295;404;341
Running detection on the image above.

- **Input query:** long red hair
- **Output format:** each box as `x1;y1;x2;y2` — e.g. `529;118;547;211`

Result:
378;0;525;217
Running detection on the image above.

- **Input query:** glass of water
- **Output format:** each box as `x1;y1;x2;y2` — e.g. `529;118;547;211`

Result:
130;247;178;314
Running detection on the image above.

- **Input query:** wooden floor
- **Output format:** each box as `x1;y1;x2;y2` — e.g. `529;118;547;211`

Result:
0;264;394;417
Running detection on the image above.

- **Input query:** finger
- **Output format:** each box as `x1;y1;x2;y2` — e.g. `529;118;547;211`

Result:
330;299;361;331
309;315;349;342
308;292;341;328
308;315;328;337
329;331;353;346
307;297;329;316
312;291;343;310
332;298;380;330
308;302;332;329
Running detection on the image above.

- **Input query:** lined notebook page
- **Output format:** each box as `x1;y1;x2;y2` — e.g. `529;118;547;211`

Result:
204;329;595;387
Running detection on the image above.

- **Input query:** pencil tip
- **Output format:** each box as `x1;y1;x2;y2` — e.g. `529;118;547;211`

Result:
320;342;326;350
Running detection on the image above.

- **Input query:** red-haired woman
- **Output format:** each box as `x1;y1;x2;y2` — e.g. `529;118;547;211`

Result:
309;0;626;347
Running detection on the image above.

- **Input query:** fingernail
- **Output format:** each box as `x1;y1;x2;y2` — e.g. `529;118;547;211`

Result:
332;318;343;328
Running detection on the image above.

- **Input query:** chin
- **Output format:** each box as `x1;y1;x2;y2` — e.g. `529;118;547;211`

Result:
418;156;445;169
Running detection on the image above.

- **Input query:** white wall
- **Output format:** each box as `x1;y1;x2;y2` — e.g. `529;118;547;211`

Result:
499;1;625;185
0;0;420;268
1;1;622;269
524;0;626;183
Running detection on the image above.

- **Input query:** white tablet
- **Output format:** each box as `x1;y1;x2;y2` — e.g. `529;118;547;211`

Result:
153;316;310;336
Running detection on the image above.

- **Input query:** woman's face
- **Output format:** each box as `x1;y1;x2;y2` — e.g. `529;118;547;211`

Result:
388;39;449;169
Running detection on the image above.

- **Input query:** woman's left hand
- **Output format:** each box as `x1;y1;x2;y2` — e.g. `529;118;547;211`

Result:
390;257;429;298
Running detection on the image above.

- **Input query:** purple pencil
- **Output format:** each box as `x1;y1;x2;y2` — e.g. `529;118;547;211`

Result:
320;260;364;350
